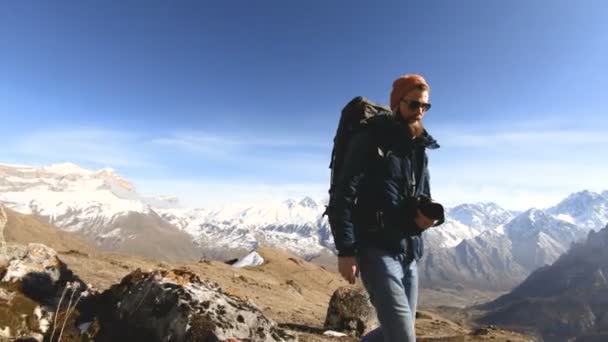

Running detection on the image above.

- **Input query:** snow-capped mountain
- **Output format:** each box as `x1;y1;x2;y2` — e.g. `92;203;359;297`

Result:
157;197;333;259
448;202;514;232
419;208;591;291
0;162;149;228
504;209;587;270
547;190;608;231
505;209;586;243
0;163;201;260
420;230;527;291
422;202;515;249
158;198;515;257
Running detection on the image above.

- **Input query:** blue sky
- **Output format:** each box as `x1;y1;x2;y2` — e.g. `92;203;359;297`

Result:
1;0;607;210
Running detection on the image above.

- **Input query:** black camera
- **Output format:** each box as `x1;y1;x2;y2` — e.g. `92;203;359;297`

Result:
411;196;445;226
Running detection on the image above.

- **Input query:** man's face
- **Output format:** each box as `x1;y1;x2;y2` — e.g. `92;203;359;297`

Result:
398;89;430;123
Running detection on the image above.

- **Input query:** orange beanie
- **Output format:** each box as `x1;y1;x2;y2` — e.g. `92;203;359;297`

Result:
390;74;430;110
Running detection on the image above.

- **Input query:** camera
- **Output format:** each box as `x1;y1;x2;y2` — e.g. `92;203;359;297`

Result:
412;196;445;226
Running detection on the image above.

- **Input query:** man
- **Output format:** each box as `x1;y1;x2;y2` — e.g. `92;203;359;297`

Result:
329;74;440;341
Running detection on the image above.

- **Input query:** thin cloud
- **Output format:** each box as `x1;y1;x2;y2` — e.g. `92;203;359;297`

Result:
6;127;330;183
152;131;328;152
135;178;329;209
151;131;331;178
9;128;157;168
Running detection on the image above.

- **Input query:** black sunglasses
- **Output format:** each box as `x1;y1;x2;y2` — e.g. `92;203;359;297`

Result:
401;99;431;112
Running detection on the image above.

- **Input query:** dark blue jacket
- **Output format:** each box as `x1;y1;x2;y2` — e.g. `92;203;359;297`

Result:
329;114;439;260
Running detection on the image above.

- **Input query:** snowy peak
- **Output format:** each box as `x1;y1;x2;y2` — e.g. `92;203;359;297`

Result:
506;208;559;235
448;202;513;232
547;190;608;231
281;197;320;210
455;229;512;254
156;196;332;260
1;162;135;199
504;208;586;252
551;190;605;215
0;163;155;230
509;208;550;226
42;162;93;175
299;196;319;209
506;210;547;237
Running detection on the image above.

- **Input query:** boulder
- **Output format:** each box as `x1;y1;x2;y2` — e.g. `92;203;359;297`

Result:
324;286;379;337
91;268;296;342
0;239;86;342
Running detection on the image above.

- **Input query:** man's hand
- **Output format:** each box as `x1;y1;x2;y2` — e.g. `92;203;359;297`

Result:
414;209;435;231
338;256;359;284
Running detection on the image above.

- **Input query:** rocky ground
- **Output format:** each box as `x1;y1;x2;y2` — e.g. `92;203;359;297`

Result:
0;205;533;341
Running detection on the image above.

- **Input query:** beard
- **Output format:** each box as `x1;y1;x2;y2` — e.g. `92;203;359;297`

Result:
408;119;424;138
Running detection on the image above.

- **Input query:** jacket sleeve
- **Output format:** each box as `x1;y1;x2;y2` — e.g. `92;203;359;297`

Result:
421;152;431;198
329;131;372;257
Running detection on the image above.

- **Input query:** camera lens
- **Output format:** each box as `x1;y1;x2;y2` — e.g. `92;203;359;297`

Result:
419;202;444;220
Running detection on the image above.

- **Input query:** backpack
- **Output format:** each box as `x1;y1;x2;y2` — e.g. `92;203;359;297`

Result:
324;96;391;218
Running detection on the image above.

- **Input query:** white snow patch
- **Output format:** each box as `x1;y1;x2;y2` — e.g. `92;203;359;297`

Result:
427;219;481;248
99;228;122;239
232;251;265;268
42;162;93;175
494;224;506;234
555;213;575;224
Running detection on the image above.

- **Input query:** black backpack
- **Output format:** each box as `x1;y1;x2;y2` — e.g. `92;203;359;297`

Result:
324;96;391;218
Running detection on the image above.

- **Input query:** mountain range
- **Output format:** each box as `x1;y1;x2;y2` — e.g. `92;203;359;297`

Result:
1;162;606;291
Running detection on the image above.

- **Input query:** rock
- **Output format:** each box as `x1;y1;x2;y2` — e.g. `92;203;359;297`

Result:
0;280;54;342
322;330;348;337
92;268;296;342
324;286;379;337
0;233;88;342
3;243;62;283
0;206;8;266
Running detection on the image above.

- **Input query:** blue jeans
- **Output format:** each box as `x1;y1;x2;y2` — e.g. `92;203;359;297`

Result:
358;247;418;342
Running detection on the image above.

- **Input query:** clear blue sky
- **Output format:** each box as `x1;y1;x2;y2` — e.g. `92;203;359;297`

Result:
1;0;607;209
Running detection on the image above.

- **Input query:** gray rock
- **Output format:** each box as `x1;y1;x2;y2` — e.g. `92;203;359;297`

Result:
324;286;379;337
93;268;296;342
